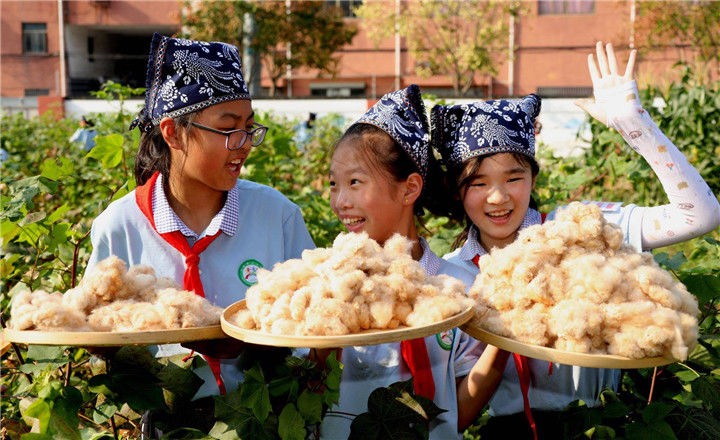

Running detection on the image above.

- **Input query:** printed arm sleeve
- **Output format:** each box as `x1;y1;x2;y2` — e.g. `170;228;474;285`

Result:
603;81;720;250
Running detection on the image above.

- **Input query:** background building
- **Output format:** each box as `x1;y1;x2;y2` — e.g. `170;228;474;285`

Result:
0;0;711;106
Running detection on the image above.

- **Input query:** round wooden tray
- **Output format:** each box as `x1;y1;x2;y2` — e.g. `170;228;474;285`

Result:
3;325;225;347
461;320;676;369
222;300;474;348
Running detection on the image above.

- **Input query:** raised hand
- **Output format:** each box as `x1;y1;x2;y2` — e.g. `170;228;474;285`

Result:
575;42;637;125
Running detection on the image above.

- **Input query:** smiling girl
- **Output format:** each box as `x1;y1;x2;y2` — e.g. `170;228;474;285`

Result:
321;85;509;439
435;42;720;438
86;33;314;399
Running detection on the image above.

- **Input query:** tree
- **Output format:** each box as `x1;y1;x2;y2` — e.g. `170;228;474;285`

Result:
635;1;720;84
181;1;357;96
355;0;519;96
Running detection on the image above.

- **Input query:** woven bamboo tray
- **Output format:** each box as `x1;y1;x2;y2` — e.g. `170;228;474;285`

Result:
462;320;676;369
222;300;474;348
3;325;225;347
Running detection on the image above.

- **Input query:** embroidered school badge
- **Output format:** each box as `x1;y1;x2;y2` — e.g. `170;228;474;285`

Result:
238;259;263;286
436;328;455;351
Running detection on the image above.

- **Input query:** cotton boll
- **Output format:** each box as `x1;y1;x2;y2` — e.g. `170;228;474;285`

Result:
62;286;97;314
154;288;222;328
509;304;550;346
155;276;181;290
301;247;332;266
232;309;257;329
270;319;301;335
369;298;395;328
556;337;592;353
125;265;158;299
289;288;311;321
352;296;372;330
383;233;413;256
81;255;129;303
329;270;366;302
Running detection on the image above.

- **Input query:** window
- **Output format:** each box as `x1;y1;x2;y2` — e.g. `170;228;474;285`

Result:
329;0;363;18
538;0;594;15
310;82;365;97
88;37;95;62
537;86;593;98
22;23;48;54
24;89;50;97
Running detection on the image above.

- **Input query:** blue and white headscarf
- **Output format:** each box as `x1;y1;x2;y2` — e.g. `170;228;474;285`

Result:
131;33;250;132
354;84;430;180
431;94;541;168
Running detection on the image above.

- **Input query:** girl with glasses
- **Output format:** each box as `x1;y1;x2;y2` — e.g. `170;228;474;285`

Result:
86;34;314;403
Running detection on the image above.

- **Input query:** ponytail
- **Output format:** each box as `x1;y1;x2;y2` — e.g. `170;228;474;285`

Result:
134;113;195;186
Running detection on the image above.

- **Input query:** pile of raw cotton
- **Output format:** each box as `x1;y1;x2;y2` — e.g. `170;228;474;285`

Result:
469;202;698;360
229;232;472;336
10;256;222;331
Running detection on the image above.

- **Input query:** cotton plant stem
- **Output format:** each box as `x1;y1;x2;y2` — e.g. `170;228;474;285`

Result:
647;366;658;405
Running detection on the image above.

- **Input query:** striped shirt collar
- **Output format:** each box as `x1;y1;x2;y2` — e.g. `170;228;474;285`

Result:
152;174;239;239
418;236;441;276
457;208;542;262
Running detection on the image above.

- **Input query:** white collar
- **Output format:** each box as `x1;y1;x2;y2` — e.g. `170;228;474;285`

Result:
152;174;239;239
457;208;543;261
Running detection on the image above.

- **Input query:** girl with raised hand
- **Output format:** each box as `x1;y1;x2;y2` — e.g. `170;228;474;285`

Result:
433;42;720;439
322;84;509;439
86;33;314;399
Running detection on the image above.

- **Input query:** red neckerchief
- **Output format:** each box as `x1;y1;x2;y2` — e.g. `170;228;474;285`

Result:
135;171;227;394
471;212;549;440
401;338;435;399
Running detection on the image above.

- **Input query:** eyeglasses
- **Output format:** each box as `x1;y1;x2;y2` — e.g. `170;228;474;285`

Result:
190;121;268;150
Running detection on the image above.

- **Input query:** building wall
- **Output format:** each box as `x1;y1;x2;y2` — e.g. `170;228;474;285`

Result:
1;1;61;97
1;0;712;101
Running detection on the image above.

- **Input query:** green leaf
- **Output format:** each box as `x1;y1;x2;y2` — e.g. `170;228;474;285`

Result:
680;274;720;306
278;403;305;440
297;390;323;424
87;375;117;399
40;157;73;181
91;402;117;425
23;399;52;433
348;413;382;440
159;428;217;440
642;402;674;423
85;134;124;168
238;365;271;422
46;203;71;223
79;428;114;440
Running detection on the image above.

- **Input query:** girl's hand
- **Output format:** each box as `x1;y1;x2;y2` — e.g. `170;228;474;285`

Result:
575;42;637;126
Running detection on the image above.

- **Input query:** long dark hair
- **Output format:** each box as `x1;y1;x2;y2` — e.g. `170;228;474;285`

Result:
134;113;196;186
333;123;450;219
447;152;540;250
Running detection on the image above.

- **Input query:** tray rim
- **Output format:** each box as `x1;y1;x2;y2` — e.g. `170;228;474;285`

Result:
3;325;225;347
221;299;474;348
461;319;677;369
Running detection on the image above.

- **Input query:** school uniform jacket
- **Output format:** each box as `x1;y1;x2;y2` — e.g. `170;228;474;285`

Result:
87;177;315;398
320;238;481;440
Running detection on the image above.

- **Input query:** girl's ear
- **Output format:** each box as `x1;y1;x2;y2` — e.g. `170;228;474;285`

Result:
531;173;538;190
403;172;423;205
159;117;184;151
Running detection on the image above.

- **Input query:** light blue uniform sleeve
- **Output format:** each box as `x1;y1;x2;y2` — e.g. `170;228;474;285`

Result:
283;205;315;258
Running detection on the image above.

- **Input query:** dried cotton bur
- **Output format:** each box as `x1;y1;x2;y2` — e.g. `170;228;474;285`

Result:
232;232;472;336
10;256;222;331
469;202;699;360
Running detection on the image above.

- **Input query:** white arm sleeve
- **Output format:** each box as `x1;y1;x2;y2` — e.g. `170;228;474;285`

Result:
599;81;720;250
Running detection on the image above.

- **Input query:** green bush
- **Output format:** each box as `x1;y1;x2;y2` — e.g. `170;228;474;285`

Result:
1;74;719;439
